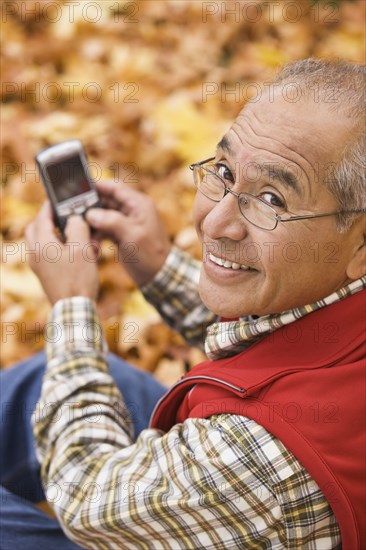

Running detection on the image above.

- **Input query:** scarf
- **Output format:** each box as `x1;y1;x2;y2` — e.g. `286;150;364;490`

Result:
205;275;366;360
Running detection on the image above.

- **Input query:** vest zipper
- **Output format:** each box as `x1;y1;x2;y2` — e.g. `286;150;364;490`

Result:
149;375;246;425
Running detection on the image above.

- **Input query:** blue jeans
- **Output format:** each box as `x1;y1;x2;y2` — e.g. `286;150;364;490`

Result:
0;353;167;549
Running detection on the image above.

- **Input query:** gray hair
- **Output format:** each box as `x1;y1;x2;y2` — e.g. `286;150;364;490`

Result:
274;58;365;232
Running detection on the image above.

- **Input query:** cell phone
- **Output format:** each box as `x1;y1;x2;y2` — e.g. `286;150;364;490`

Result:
35;140;99;235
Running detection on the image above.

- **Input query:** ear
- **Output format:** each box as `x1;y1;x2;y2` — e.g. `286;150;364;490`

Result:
346;233;366;280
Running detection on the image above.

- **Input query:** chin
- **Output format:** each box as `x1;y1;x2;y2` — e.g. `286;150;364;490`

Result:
199;288;247;319
198;269;268;318
199;289;280;319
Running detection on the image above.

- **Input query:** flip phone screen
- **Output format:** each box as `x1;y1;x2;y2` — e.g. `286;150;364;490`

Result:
46;155;92;202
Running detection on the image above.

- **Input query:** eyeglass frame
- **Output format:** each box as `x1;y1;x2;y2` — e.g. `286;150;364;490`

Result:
189;157;365;231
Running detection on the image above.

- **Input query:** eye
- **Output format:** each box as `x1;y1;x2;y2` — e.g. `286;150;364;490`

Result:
260;192;286;210
215;163;235;184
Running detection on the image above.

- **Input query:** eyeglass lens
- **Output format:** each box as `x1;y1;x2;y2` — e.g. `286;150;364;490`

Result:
197;165;277;230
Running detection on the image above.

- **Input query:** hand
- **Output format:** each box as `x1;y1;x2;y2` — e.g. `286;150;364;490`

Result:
25;202;99;305
86;180;171;286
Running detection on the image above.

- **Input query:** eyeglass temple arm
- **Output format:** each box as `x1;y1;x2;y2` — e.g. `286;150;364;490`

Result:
278;209;366;222
189;158;216;170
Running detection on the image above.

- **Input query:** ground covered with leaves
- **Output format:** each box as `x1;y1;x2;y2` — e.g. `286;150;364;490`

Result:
1;0;365;383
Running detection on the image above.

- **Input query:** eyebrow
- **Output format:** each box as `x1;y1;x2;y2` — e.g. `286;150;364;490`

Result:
259;165;302;196
216;136;302;196
216;136;233;154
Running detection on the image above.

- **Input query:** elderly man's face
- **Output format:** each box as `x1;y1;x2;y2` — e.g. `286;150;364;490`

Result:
193;90;364;317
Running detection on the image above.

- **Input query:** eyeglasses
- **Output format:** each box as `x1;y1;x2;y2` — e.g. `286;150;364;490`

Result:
190;157;365;231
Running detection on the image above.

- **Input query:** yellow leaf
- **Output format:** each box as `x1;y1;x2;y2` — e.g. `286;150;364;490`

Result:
122;289;160;320
1;265;45;301
149;93;225;163
255;45;290;69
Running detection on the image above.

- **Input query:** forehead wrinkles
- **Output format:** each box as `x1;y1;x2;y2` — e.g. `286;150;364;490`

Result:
230;110;316;193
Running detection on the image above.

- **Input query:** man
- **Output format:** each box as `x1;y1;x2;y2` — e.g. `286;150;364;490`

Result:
1;58;365;549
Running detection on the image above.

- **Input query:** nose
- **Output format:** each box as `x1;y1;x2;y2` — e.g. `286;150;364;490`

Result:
201;191;249;241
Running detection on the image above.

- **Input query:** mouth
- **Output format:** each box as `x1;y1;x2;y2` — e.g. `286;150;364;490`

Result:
208;253;255;271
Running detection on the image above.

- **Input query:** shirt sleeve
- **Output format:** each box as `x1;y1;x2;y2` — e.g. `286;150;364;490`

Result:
33;297;340;550
141;246;216;350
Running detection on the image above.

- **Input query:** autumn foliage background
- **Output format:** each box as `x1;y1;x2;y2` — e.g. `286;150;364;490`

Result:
1;0;365;384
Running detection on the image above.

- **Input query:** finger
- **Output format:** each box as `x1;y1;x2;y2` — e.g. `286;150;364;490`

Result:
95;181;128;213
99;195;121;211
86;207;127;238
36;201;54;228
94;179;118;196
24;222;36;248
94;180;130;207
64;215;91;246
96;179;141;211
27;202;59;244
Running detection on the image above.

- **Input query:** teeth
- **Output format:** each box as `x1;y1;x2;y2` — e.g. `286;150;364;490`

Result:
209;253;251;271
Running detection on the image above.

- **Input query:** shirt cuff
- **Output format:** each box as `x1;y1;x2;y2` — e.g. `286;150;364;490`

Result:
46;296;108;362
141;246;200;300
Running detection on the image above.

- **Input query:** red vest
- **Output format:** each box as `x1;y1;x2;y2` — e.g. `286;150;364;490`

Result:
150;290;366;549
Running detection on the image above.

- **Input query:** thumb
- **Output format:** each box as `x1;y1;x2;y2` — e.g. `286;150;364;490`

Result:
64;215;91;245
86;208;126;238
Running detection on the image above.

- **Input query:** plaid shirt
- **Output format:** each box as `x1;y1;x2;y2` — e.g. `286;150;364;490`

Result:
33;247;346;549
